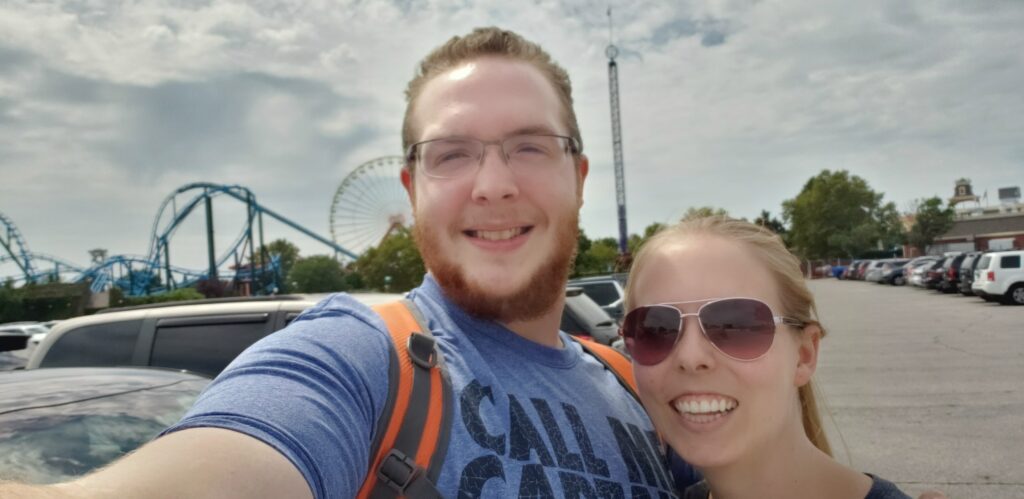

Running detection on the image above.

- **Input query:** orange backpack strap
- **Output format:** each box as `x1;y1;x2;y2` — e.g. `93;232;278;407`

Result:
358;299;452;499
567;336;640;403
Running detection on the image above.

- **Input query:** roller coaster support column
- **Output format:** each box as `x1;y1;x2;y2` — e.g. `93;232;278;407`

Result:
205;190;218;281
163;238;174;290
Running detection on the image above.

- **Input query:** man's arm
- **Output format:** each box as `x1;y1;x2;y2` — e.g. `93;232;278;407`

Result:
0;428;312;499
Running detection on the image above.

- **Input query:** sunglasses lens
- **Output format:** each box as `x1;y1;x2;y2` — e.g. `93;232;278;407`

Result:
700;298;776;360
622;305;681;365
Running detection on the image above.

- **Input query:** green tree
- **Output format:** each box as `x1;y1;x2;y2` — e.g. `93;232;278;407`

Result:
907;197;955;253
681;206;729;221
753;210;787;235
352;227;425;292
627;222;667;254
782;170;901;259
289;255;349;293
255;239;300;293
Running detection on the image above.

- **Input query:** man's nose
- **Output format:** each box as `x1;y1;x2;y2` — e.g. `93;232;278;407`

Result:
470;146;519;203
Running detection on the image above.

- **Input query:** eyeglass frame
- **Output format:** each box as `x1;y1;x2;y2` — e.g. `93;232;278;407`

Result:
619;297;807;363
404;133;582;179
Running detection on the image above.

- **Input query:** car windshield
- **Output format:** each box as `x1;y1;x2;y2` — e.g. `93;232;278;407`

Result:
565;294;615;327
0;376;206;484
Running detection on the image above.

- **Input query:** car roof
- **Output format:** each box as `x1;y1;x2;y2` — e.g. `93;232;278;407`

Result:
0;367;210;413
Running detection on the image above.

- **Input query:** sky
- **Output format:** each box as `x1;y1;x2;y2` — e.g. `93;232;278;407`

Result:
1;0;1022;276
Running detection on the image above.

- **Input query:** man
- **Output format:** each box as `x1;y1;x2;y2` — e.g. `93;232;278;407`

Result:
1;28;675;498
0;27;948;499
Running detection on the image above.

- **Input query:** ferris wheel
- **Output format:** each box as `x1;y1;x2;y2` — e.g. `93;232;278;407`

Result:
329;156;412;257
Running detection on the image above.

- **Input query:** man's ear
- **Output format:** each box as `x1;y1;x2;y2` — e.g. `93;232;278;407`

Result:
576;154;589;203
400;167;415;204
794;324;821;387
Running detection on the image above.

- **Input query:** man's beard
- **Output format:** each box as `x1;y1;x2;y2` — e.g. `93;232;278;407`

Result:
414;212;579;323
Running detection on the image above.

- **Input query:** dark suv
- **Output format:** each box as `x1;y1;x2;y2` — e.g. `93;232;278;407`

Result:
957;252;984;296
938;253;968;293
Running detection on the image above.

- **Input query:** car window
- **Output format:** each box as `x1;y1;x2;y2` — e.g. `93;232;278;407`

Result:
559;309;587;336
39;320;142;368
150;320;269;376
0;378;205;484
578;282;620;306
1000;255;1021;269
564;294;614;328
977;256;992;270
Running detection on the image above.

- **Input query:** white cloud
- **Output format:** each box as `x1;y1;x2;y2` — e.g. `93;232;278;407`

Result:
1;0;1022;276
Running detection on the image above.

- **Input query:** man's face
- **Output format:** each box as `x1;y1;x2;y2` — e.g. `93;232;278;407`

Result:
402;57;588;322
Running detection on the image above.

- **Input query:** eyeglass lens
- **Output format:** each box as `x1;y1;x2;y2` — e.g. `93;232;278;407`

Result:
622;298;777;365
417;135;569;178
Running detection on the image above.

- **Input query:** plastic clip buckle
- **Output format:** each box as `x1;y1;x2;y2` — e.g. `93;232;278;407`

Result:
407;332;437;369
378;449;420;493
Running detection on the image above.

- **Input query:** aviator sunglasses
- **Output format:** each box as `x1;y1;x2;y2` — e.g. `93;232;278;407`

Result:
620;297;806;366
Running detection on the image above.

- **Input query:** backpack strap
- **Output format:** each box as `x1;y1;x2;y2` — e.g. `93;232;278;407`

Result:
566;335;640;402
358;299;452;499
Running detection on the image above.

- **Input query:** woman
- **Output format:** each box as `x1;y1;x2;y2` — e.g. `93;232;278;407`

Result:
621;216;909;499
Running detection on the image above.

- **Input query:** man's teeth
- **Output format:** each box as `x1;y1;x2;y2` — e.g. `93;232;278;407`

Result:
472;227;526;241
674;398;737;415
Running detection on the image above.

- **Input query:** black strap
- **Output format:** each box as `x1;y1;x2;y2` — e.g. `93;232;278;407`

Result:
369;299;452;499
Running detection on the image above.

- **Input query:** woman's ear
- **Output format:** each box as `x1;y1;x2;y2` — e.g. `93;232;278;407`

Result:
794;324;821;387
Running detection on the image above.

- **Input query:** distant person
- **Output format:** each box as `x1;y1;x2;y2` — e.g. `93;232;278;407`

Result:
621;216;911;498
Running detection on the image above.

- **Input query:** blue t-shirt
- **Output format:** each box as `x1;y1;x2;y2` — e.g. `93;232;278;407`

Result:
163;275;679;498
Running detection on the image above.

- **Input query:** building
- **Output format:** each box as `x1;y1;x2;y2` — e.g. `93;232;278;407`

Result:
928;182;1024;254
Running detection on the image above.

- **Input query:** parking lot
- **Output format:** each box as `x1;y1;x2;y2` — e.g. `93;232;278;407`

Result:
810;278;1024;499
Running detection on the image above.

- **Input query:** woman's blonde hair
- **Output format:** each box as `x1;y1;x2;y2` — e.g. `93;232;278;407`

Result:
624;216;832;456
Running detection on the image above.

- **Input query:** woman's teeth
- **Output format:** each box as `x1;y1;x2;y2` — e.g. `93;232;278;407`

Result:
674;398;737;415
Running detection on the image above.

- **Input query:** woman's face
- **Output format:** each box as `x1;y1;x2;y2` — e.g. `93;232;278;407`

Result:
630;235;817;469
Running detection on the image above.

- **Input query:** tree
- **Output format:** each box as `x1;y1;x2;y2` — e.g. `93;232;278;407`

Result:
907;197;955;253
289;255;349;293
627;222;667;254
782;170;903;259
255;239;300;293
352;227;425;292
681;206;729;221
753;210;787;236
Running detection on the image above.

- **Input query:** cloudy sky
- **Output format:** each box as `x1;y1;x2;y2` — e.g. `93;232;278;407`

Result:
1;0;1022;275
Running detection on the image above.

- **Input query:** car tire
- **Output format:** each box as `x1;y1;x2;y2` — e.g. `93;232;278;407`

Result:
1004;285;1024;305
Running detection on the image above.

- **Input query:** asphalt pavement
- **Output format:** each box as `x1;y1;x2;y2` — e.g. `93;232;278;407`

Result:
810;278;1024;499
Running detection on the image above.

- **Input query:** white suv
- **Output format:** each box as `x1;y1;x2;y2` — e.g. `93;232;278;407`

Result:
972;250;1024;305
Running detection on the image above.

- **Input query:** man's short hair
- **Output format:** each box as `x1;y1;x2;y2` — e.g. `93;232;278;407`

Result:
402;27;583;161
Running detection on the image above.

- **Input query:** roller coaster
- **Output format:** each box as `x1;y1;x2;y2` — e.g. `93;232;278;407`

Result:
2;183;358;297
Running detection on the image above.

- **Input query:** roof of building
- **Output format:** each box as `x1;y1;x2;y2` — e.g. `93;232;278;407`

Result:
937;211;1024;240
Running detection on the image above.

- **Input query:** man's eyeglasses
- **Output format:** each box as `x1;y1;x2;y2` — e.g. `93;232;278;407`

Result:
405;134;580;179
620;297;806;365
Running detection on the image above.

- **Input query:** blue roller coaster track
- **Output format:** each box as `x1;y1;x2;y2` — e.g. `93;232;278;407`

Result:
1;183;357;296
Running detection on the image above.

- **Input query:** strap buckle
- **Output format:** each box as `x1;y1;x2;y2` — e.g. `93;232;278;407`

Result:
378;449;420;493
407;332;437;369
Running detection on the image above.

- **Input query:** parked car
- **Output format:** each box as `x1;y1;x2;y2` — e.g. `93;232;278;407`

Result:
26;294;398;376
562;288;619;345
938;253;968;293
840;260;861;279
899;257;937;287
855;260;874;280
864;260;889;282
0;322;49;337
0;367;209;483
910;259;942;287
878;259;910;285
27;290;619;374
567;273;628;321
923;257;950;289
957;252;984;296
972;250;1024;305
